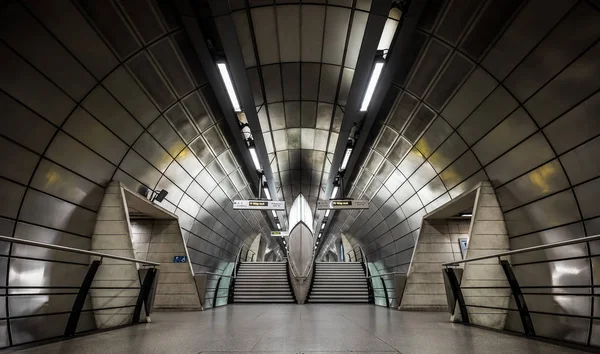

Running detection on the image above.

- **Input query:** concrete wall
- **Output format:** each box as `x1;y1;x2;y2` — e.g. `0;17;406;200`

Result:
459;182;511;329
90;182;140;328
400;219;470;311
130;219;201;310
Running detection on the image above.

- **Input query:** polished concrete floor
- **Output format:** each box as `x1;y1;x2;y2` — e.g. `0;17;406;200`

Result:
7;305;589;354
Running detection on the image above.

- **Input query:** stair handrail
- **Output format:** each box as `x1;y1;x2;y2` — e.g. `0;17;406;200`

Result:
351;244;370;278
233;245;247;278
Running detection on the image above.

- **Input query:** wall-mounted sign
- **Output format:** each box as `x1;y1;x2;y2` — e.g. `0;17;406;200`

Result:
271;231;289;237
173;255;187;263
233;200;285;210
317;200;369;210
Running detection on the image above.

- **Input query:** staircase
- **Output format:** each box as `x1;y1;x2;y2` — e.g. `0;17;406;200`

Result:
308;262;370;303
233;262;295;303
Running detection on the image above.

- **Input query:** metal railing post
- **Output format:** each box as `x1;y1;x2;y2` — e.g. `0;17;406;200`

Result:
444;267;469;324
213;276;223;307
381;276;390;308
64;260;101;337
500;260;535;336
133;267;158;323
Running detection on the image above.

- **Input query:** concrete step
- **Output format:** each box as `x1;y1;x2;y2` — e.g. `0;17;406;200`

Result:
308;300;369;303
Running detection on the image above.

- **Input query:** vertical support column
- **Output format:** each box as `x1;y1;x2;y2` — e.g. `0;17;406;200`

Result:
133;267;158;323
65;260;101;337
381;276;390;308
444;267;469;324
500;260;535;336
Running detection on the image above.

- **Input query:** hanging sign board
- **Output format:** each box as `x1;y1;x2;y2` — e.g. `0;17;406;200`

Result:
270;231;289;237
317;200;369;210
233;200;285;210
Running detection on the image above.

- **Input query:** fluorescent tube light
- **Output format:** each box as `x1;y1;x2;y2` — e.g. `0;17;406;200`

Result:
331;185;339;199
263;187;271;200
340;146;353;170
276;222;281;230
320;223;325;230
217;62;241;112
248;145;261;171
324;209;331;218
271;210;277;218
461;213;473;218
359;61;384;112
283;239;286;245
318;233;322;239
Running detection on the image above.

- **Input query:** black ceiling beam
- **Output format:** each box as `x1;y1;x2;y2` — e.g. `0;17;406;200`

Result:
173;1;278;203
318;0;428;254
323;0;394;200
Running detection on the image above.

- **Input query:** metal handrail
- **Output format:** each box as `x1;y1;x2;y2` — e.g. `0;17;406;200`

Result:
367;271;406;279
442;234;600;267
196;272;235;279
351;244;369;277
0;234;159;266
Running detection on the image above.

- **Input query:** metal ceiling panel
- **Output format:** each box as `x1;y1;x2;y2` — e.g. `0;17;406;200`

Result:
484;132;555;187
482;0;576;81
301;63;320;101
127;51;176;111
149;37;195;97
322;6;351;65
441;67;497;128
438;150;480;189
428;132;468;173
425;53;474;111
63;108;128;165
471;108;537;166
281;63;301;100
543;91;600;155
83;86;143;145
301;5;325;62
262;64;283;103
231;11;257;68
45;132;115;185
276;5;300;62
403;104;436;143
0;41;75;126
505;2;600;102
559;136;600;185
461;0;524;60
374;127;399;156
574;178;600;219
387;136;412;166
319;64;341;103
496;159;570;211
504;190;580;236
133;132;172;172
285;101;301;127
301;102;317;128
525;42;600;127
251;6;280;65
165;103;199;142
415;117;453;158
406;39;451;98
268;103;286;130
458;86;518;146
344;10;369;69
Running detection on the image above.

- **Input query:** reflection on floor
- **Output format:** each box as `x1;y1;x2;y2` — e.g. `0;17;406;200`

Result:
7;305;587;354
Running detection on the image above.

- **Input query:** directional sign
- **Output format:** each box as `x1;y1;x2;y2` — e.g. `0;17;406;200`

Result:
317;200;369;210
233;200;285;210
271;231;289;237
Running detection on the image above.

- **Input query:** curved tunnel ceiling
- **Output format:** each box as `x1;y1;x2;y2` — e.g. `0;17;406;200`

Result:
326;0;600;278
0;0;284;278
217;1;400;231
